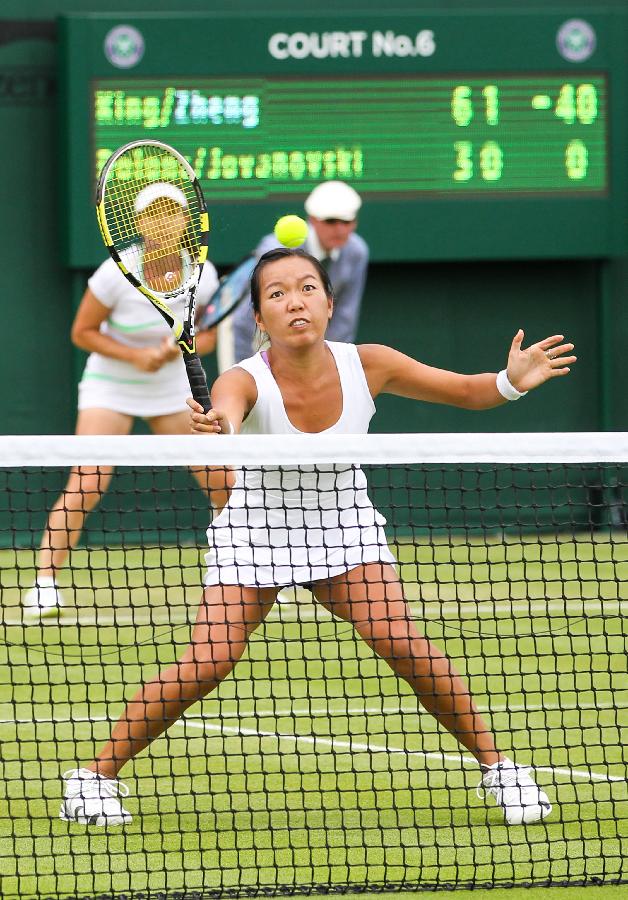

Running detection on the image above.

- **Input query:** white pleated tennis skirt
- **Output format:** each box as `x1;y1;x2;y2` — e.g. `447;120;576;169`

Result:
203;472;397;588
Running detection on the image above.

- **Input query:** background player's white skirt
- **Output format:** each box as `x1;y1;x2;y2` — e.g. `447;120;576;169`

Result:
78;359;190;417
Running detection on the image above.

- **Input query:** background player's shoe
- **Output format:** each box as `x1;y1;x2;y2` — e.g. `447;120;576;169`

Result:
478;758;552;825
60;768;132;826
23;577;65;619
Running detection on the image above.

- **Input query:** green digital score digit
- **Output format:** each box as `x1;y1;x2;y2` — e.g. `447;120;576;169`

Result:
453;140;473;181
480;141;503;181
576;83;598;124
482;85;499;125
566;139;588;179
451;85;473;126
555;84;576;124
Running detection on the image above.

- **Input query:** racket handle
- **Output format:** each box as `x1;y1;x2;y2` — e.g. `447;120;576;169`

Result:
183;352;212;413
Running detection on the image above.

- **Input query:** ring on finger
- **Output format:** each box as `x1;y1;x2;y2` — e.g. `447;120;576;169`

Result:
546;350;554;360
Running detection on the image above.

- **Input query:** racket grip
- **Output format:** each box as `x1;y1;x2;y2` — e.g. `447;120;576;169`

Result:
183;352;212;413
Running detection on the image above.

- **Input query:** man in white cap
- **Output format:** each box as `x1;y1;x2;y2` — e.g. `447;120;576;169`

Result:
226;180;368;365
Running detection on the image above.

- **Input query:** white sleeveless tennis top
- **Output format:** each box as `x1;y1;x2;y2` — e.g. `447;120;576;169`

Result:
203;341;397;587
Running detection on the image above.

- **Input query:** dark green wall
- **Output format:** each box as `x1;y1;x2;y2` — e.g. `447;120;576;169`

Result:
361;258;601;432
0;27;75;433
1;2;626;436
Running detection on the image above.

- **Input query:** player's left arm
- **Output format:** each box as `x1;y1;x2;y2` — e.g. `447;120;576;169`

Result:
358;330;576;410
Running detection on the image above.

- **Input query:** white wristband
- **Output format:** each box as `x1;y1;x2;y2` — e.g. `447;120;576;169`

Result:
496;369;528;401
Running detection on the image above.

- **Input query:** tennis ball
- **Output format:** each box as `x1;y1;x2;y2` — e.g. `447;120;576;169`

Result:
274;215;308;248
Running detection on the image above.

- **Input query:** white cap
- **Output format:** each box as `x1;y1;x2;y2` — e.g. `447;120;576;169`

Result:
134;182;188;214
304;180;362;221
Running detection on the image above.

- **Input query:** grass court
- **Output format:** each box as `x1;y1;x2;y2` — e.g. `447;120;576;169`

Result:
0;535;626;897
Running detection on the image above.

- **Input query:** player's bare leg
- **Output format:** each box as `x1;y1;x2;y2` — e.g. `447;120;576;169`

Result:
61;584;276;825
313;562;551;824
24;409;132;618
91;584;276;778
313;562;500;766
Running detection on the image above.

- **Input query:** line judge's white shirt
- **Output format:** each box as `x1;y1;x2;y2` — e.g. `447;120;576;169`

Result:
78;256;218;417
203;341;397;587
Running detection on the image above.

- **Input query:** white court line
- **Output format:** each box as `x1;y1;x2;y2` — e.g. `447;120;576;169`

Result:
3;697;626;723
2;596;626;628
3;695;627;725
175;718;625;784
1;710;624;784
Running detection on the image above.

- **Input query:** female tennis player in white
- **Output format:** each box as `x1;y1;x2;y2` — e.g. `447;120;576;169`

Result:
61;248;576;828
23;183;219;620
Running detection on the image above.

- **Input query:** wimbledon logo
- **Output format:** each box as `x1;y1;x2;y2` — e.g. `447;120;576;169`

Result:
104;25;145;69
556;19;596;63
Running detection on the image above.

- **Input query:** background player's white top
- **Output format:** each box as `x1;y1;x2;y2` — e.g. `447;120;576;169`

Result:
78;257;218;417
203;341;397;587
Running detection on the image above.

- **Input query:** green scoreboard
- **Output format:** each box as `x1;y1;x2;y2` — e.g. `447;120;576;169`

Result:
59;10;627;265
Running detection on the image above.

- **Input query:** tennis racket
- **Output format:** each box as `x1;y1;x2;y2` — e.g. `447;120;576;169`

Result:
96;139;212;412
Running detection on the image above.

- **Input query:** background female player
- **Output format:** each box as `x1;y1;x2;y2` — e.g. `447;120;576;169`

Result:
61;247;576;827
23;182;219;620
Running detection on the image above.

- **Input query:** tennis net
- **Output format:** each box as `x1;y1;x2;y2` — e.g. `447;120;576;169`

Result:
0;432;626;899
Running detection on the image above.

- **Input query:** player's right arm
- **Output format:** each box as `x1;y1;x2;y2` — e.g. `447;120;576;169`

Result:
71;288;167;373
187;366;257;435
358;330;575;410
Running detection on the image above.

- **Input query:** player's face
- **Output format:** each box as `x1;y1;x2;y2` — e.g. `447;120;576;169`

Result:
137;200;188;252
256;256;332;347
309;216;356;251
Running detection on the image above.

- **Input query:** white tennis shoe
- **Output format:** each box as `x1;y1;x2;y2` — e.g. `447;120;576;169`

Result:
23;578;65;619
478;758;552;825
60;768;132;826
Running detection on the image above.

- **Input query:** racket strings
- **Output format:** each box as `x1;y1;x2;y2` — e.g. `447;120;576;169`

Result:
102;144;204;296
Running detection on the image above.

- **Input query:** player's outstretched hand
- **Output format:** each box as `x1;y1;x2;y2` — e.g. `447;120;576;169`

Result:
506;330;577;393
186;397;232;435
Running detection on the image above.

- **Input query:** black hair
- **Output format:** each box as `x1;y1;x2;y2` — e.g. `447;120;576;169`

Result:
250;247;334;315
